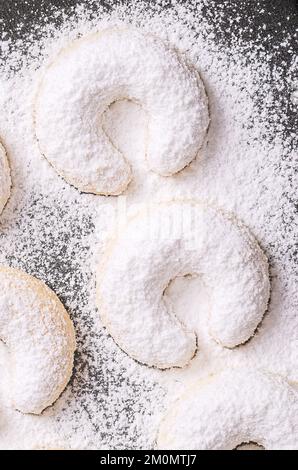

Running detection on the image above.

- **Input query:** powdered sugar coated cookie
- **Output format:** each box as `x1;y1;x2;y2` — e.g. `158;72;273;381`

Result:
157;368;298;449
97;200;269;369
34;29;209;195
0;266;76;414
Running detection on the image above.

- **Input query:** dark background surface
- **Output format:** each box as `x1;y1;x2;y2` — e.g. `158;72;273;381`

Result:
0;0;297;450
0;0;297;45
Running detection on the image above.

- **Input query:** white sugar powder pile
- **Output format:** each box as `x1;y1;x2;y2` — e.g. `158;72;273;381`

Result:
0;0;297;450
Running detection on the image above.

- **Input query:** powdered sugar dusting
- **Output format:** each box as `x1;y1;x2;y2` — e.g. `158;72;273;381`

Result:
0;0;296;449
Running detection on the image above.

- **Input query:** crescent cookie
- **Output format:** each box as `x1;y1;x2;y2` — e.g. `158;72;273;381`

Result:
97;200;270;369
0;266;76;414
157;369;298;450
34;29;209;195
0;141;11;215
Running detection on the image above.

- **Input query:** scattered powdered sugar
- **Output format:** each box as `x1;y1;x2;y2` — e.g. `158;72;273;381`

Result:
0;0;297;449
